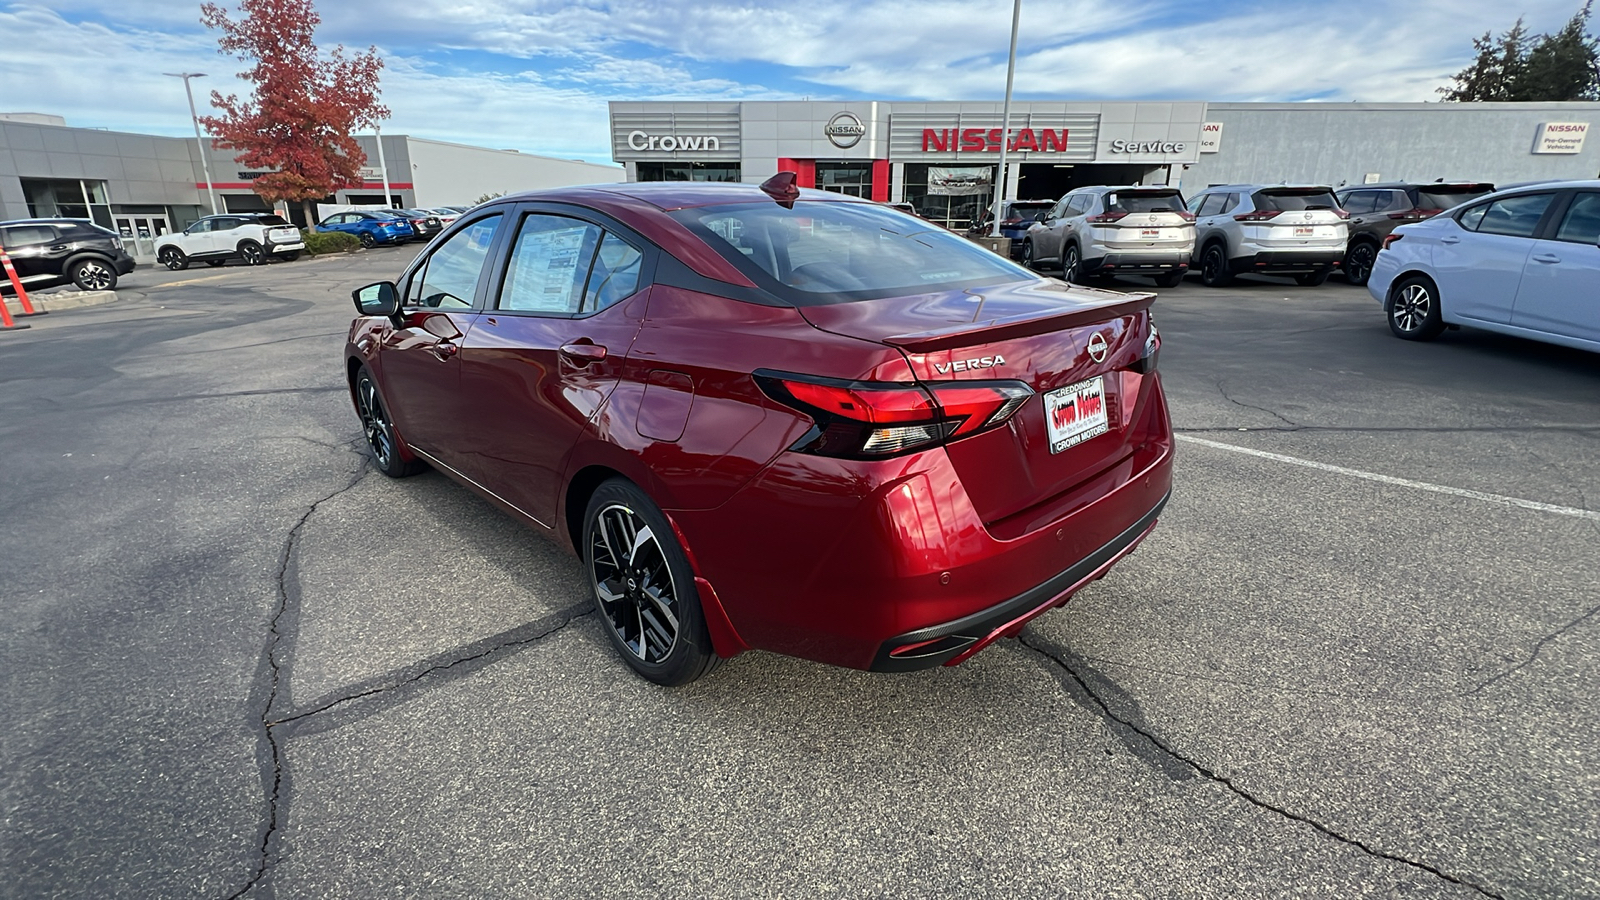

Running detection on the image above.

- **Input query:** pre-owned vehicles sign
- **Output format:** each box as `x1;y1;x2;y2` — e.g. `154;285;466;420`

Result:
1533;122;1588;154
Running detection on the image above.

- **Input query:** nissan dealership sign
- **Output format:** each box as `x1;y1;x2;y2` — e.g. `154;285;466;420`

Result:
824;112;866;148
626;130;722;152
1533;122;1589;154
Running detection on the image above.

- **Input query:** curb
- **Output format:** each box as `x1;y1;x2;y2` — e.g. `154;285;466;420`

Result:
4;290;118;314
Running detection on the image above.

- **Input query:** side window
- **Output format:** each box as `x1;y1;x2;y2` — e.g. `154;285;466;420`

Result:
497;214;602;314
1219;193;1241;214
1381;191;1410;213
1473;193;1555;238
582;234;645;313
1195;194;1224;217
406;214;503;309
1050;196;1073;219
1341;192;1375;215
189;219;214;234
1;225;56;246
1554;192;1600;245
215;217;242;232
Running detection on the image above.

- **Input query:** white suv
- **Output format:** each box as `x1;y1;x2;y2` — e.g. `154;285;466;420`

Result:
155;214;305;270
1021;185;1194;287
1186;185;1348;286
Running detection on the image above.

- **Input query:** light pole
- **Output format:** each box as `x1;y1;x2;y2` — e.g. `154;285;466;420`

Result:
989;0;1022;238
164;72;218;215
374;125;393;207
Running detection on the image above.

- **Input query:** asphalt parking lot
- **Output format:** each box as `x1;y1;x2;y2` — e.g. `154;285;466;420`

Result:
1;250;1595;899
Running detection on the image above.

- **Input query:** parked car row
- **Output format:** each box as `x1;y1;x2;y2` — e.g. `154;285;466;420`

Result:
1007;180;1497;290
313;207;472;248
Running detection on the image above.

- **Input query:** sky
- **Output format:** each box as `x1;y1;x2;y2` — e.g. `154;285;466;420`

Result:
2;0;1593;165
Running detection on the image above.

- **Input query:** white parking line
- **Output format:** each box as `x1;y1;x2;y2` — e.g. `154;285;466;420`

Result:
1176;434;1600;522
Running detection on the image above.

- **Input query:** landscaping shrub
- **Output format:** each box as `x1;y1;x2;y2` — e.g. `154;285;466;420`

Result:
301;229;360;255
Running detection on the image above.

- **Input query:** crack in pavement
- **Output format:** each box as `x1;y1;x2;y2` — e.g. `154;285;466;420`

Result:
1464;599;1600;697
1014;631;1505;899
1213;378;1301;429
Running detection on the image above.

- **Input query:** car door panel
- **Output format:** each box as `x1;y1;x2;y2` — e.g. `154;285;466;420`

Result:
1435;193;1555;325
453;209;650;526
1513;192;1600;343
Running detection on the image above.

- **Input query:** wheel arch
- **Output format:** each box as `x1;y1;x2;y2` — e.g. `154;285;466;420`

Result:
1385;269;1438;312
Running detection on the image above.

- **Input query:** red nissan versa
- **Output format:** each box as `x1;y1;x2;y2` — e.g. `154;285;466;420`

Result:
344;175;1173;685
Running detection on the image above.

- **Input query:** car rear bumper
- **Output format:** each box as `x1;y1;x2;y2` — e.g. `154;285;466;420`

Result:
869;488;1169;671
269;241;306;254
1084;250;1191;274
113;253;137;275
671;375;1175;670
1229;249;1343;273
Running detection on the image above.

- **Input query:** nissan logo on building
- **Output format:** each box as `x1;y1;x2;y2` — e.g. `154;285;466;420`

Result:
824;112;866;148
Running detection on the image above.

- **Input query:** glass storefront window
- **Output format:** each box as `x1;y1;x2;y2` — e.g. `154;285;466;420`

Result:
636;162;742;183
900;164;995;232
22;178;114;228
815;162;873;198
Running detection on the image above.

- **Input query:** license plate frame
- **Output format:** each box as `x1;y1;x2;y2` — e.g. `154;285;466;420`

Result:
1044;376;1110;453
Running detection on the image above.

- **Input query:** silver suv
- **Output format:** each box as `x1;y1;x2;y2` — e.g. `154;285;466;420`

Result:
1021;185;1194;287
1186;185;1348;286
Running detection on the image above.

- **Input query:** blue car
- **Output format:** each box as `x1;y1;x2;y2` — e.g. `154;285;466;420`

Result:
315;210;415;248
967;200;1057;258
1369;180;1600;353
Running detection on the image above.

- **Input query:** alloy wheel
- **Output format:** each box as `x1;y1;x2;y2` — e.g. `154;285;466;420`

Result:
1392;282;1431;333
1347;244;1376;285
355;375;396;469
1021;242;1034;270
589;503;681;664
75;261;112;290
1063;246;1080;283
240;243;265;266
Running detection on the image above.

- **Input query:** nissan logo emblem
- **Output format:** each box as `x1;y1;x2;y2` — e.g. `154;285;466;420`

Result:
1087;332;1109;363
824;111;866;148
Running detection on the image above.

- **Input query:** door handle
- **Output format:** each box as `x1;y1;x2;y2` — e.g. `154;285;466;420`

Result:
559;342;608;364
1440;236;1461;244
427;340;458;361
1532;253;1561;264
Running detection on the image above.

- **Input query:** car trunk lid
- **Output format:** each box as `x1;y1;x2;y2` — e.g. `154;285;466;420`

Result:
800;279;1159;527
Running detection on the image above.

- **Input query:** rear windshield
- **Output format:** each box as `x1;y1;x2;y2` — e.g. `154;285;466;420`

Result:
1415;188;1491;211
1007;202;1054;218
1107;191;1186;213
257;215;290;226
1255;190;1339;211
672;200;1034;305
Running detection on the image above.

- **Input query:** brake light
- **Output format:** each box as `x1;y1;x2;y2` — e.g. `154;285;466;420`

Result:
1334;208;1351;220
1001;217;1022;226
1087;211;1129;224
1233;210;1281;222
1130;323;1160;374
1381;233;1404;251
1177;210;1196;222
1389;208;1443;221
755;371;1033;459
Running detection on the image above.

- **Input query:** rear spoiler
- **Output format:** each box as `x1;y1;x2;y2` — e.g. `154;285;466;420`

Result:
881;289;1155;354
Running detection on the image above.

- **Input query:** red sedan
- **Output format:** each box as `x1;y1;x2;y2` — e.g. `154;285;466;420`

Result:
345;175;1173;685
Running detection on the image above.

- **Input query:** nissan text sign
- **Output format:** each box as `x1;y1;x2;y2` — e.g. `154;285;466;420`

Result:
1533;122;1588;154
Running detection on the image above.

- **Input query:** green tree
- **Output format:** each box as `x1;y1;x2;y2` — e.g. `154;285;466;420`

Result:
199;0;388;224
1439;3;1598;101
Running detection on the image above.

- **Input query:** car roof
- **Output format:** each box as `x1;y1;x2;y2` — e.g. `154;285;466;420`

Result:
1;217;98;227
1197;183;1334;192
1491;178;1600;192
497;180;881;213
1343;182;1495;191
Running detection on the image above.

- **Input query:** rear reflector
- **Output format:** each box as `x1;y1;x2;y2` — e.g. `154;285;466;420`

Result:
1382;233;1405;251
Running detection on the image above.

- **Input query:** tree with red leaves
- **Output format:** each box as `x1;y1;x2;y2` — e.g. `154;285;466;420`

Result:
199;0;387;225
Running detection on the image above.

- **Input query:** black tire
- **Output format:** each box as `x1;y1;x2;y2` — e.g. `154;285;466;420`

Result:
1199;244;1233;287
159;247;189;271
276;250;301;262
205;259;227;267
1062;244;1083;284
69;258;117;291
1152;270;1185;288
1388;275;1446;341
359;232;377;249
353;367;427;477
238;241;266;266
1343;241;1377;287
1020;240;1037;270
583;479;720;686
1294;270;1330;287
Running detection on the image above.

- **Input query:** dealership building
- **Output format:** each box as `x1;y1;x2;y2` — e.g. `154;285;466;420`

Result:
0;113;621;260
610;100;1600;230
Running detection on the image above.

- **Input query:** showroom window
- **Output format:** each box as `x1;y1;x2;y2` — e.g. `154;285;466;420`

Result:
901;163;995;231
636;162;741;182
21;178;114;229
815;162;873;198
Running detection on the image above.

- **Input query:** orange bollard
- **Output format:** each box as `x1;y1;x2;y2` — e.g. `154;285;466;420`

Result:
0;284;26;331
0;244;46;318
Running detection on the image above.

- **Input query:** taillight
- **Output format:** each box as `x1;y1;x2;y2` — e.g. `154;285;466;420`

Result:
1388;208;1442;221
1001;217;1022;226
1233;210;1282;222
1381;233;1404;251
1086;211;1129;224
1131;323;1160;374
754;371;1033;459
1334;208;1351;220
1177;210;1196;222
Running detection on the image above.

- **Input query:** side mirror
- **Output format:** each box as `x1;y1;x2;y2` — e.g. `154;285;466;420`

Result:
1036;212;1049;223
352;281;399;317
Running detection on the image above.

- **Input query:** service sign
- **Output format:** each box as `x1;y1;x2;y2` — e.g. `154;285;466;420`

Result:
1533;122;1589;154
1199;122;1223;154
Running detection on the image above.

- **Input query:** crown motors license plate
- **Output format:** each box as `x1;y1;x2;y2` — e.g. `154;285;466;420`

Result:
1045;376;1109;453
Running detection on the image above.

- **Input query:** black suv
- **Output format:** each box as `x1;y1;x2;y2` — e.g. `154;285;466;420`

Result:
0;219;137;292
1333;182;1493;285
